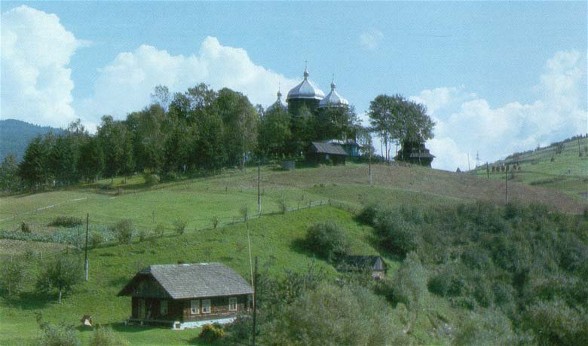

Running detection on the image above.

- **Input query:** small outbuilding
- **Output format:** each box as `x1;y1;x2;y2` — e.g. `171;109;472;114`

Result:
117;263;253;329
337;255;388;279
307;141;348;165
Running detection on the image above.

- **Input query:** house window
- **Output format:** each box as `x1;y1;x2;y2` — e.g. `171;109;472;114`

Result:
160;300;168;316
202;299;211;314
190;300;200;315
229;297;238;311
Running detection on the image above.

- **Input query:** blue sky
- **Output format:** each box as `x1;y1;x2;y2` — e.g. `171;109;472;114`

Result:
1;1;586;171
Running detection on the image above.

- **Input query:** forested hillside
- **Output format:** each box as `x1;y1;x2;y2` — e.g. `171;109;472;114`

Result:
0;119;62;161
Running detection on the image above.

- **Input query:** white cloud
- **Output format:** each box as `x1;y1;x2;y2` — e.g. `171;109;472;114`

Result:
1;5;82;128
415;50;587;171
78;37;299;126
359;29;384;51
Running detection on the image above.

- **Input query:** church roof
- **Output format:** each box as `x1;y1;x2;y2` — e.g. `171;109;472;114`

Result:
267;89;287;112
287;68;325;101
319;81;349;108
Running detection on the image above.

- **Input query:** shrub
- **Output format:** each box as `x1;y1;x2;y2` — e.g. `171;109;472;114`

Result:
142;172;159;186
375;213;420;257
0;257;27;298
90;232;103;248
304;222;349;263
355;204;379;226
278;195;288;214
88;326;129;346
138;229;148;242
48;216;83;228
239;206;249;222
211;216;220;229
199;323;225;343
21;221;31;233
154;223;165;237
112;219;134;244
173;219;187;235
38;322;80;346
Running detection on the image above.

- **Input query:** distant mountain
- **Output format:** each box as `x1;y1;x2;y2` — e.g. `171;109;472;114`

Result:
0;119;63;162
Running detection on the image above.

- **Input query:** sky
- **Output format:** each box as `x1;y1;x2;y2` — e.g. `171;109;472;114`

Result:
1;1;586;171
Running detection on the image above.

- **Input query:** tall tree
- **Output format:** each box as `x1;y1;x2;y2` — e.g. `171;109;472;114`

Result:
368;94;435;161
214;88;259;168
18;136;49;189
97;116;134;179
77;137;104;182
0;154;20;192
126;104;166;173
258;106;291;158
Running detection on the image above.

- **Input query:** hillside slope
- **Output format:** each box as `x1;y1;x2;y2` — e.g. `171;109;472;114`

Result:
473;136;587;202
0;119;63;161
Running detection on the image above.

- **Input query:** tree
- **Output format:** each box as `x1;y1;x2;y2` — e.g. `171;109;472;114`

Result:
97;116;134;179
0;257;27;298
19;135;49;189
214;88;259;168
36;256;81;303
77;137;104;182
315;105;359;142
0;154;20;192
258;106;291;158
304;222;350;263
368;94;435;161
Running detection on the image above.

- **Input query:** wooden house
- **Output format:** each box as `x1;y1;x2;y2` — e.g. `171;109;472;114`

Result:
337;255;387;279
307;141;348;165
118;263;253;329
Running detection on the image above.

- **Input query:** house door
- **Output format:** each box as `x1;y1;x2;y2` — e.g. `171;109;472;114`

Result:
138;299;146;319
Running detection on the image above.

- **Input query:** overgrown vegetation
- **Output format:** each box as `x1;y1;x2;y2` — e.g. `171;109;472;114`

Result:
358;201;588;344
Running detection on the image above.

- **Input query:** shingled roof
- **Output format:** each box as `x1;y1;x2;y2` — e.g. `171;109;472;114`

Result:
309;142;348;156
118;263;253;299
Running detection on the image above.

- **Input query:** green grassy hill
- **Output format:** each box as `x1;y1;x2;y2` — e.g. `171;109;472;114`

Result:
472;136;588;202
0;162;586;345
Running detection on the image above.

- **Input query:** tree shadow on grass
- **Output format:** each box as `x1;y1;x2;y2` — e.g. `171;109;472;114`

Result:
289;238;314;258
4;291;52;310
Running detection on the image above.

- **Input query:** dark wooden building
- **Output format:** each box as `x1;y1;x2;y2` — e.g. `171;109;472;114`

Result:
395;141;435;167
337;255;387;279
118;263;253;329
307;141;348;165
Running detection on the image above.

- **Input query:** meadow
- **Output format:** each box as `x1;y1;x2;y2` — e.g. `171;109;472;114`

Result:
0;160;585;345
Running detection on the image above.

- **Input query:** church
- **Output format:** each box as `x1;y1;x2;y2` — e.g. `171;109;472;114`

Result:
266;67;434;167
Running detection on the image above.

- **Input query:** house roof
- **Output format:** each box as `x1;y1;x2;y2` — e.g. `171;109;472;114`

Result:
309;142;348;156
118;263;253;299
337;255;387;272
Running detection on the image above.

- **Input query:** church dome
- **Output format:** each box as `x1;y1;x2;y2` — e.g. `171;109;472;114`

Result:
267;89;287;112
286;68;325;101
319;81;349;108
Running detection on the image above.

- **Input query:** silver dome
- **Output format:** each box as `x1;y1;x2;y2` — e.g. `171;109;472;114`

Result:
267;89;287;112
319;81;349;108
286;68;325;101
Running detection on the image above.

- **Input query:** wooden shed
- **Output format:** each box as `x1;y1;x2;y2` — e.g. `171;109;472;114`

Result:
337;255;388;279
117;263;253;329
307;141;348;165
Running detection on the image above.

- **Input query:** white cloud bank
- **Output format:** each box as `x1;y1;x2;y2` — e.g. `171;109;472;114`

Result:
78;37;298;128
413;50;587;171
1;5;81;127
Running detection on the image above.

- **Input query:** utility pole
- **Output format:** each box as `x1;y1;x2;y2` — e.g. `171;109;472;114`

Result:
257;161;261;215
505;166;509;204
84;213;89;281
252;256;258;346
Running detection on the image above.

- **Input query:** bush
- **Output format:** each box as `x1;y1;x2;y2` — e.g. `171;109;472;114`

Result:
90;232;103;248
88;326;128;346
20;221;31;233
173;219;187;235
375;213;420;257
154;223;165;237
38;322;80;346
304;222;349;263
112;219;134;244
142;173;160;186
199;323;225;343
355;204;379;226
48;216;83;228
211;216;220;229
